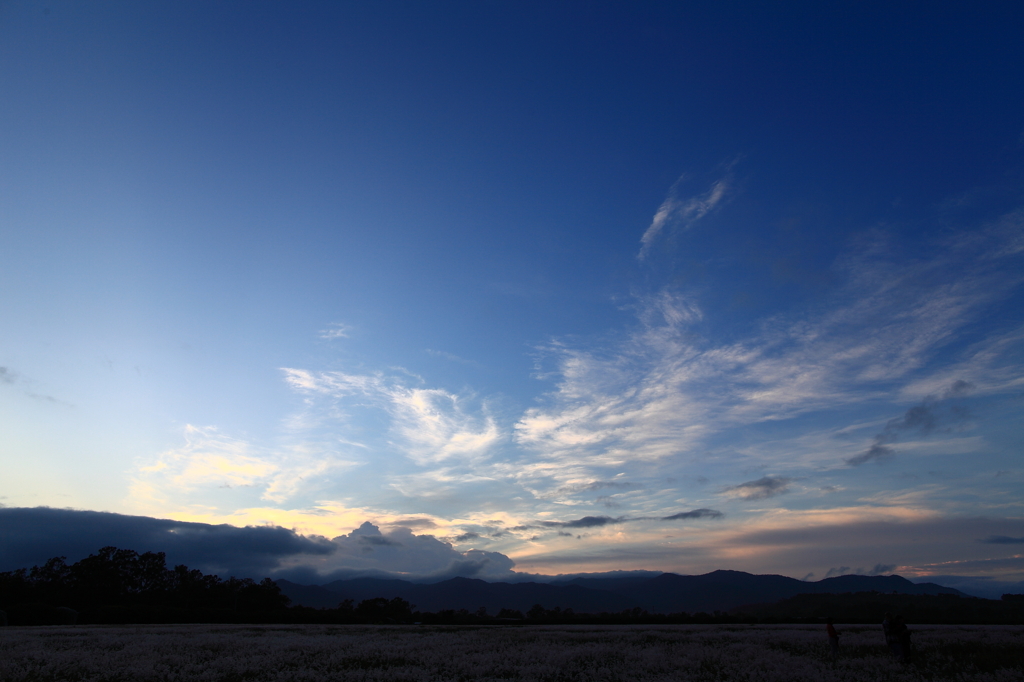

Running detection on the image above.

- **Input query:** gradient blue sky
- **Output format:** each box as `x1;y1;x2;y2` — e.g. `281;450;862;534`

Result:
2;1;1023;587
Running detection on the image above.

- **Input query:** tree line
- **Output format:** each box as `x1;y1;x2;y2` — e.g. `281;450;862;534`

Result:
0;546;288;625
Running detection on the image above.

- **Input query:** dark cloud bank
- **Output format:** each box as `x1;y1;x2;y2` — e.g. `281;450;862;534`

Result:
0;507;722;583
0;508;515;584
0;507;334;578
980;535;1024;545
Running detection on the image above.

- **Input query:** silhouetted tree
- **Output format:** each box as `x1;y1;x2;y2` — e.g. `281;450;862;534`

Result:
0;547;288;624
354;597;414;623
496;608;524;619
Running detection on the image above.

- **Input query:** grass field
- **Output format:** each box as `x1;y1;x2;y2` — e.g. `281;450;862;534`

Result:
1;623;1022;681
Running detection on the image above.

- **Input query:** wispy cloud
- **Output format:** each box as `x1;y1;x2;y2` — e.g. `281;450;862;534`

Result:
318;323;353;340
549;480;635;499
515;216;1024;493
511;509;724;532
846;381;973;466
661;508;724;520
513;292;715;473
127;424;360;513
140;425;278;490
638;174;731;260
0;365;68;404
282;368;501;466
898;325;1024;400
425;349;484;368
721;476;794;501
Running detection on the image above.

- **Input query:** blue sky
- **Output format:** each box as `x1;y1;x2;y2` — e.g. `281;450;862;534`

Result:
2;1;1023;588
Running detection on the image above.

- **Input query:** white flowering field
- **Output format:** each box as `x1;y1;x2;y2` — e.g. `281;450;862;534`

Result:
1;623;1021;681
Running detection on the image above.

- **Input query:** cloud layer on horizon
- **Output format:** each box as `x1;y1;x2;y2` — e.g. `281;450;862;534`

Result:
5;507;1024;591
0;508;519;583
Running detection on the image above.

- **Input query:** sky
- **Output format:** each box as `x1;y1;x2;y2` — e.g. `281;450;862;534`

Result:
2;1;1023;593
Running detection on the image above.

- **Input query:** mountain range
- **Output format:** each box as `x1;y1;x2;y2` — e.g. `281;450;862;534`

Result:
277;570;963;614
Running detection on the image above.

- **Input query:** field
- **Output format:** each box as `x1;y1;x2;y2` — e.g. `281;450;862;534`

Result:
1;623;1022;681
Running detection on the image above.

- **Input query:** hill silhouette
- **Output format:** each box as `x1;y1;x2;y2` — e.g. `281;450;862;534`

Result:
278;569;962;614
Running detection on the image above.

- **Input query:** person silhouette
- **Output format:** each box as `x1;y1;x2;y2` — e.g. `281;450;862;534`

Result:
826;617;840;659
882;612;896;658
894;615;912;662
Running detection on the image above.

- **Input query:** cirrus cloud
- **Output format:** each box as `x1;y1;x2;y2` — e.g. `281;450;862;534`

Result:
720;476;794;501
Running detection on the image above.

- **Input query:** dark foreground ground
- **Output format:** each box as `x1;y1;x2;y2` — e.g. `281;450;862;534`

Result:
1;623;1021;681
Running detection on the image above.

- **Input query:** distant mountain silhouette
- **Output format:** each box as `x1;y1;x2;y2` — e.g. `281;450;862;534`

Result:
611;570;961;613
550;575;659;592
277;570;963;614
277;576;633;613
274;581;347;609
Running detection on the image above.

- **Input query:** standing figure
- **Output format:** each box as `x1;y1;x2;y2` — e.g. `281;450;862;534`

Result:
895;615;912;663
882;612;899;660
826;617;840;659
